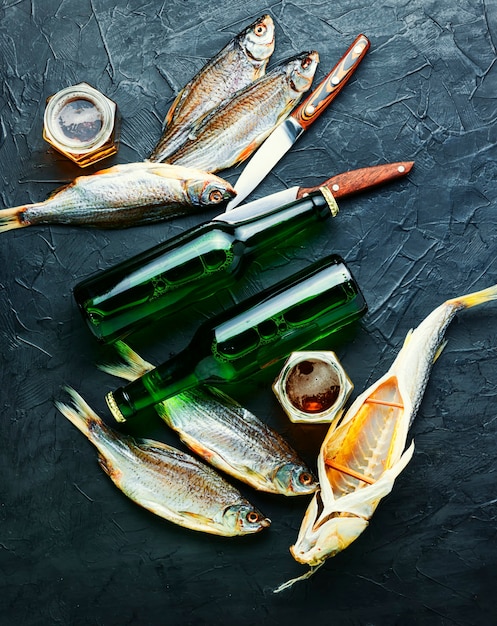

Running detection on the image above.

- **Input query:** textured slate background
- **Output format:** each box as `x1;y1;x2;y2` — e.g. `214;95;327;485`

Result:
1;1;496;624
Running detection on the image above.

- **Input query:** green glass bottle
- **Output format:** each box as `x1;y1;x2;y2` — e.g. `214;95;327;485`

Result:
105;254;367;424
73;190;334;343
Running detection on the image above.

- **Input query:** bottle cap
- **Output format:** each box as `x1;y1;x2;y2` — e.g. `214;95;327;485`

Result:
272;350;353;424
43;82;119;167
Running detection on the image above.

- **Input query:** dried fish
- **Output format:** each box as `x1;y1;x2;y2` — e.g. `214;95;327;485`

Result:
0;162;235;232
149;14;275;163
100;341;318;496
275;283;497;591
57;387;270;536
166;51;319;173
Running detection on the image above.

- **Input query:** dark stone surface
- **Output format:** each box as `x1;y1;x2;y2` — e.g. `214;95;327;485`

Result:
1;1;496;624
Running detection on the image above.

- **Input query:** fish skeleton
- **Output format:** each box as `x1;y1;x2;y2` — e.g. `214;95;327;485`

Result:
56;387;270;536
166;51;320;173
275;283;497;591
100;341;319;496
149;14;275;163
0;162;235;232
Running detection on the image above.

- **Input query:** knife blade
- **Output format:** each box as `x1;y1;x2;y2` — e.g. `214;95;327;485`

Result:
215;161;414;224
225;33;371;211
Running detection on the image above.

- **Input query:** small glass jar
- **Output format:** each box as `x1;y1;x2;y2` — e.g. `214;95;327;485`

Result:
43;82;118;167
272;351;353;424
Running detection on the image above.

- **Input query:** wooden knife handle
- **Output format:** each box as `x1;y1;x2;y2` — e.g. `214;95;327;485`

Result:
292;34;370;131
296;161;414;200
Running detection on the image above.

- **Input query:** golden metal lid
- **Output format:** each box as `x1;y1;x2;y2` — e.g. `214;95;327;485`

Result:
272;350;353;424
43;82;118;167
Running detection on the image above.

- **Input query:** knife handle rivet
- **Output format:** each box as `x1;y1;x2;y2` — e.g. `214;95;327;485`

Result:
398;165;406;173
331;76;340;85
354;42;367;55
306;104;316;114
332;184;340;192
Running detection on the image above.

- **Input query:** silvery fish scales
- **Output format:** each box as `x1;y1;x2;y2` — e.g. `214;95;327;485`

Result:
149;14;275;163
276;283;497;592
167;51;319;173
101;341;318;496
160;387;318;496
0;162;235;231
57;388;270;537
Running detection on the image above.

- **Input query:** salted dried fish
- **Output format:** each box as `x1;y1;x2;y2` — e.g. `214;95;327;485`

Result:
100;341;318;496
56;387;270;536
0;162;235;232
149;14;275;163
275;283;497;591
166;51;319;173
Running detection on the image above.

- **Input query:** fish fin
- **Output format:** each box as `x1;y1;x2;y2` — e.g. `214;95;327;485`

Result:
203;386;273;428
183;103;223;142
154;402;172;423
55;386;101;438
97;453;123;482
45;180;75;199
99;341;154;381
97;453;111;475
203;385;241;409
447;283;497;310
273;563;325;594
433;339;448;364
164;88;190;127
232;140;261;166
138;439;176;455
232;117;288;167
0;206;29;232
144;164;183;180
401;328;414;348
180;435;215;464
178;511;215;526
137;438;203;469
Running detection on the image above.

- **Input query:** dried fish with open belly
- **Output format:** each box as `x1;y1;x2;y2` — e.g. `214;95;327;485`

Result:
275;283;497;591
166;51;320;173
99;341;319;496
0;162;235;232
149;14;275;163
56;387;270;536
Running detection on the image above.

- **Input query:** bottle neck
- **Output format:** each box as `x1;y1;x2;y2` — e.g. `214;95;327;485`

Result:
106;349;199;422
107;254;366;424
227;192;330;252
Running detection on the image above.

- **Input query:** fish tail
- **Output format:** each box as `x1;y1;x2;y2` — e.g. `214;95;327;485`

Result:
447;283;497;311
0;206;29;232
273;563;324;593
98;340;154;381
55;386;103;439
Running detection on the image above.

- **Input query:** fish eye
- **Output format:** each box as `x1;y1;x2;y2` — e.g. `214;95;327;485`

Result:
208;189;224;203
246;511;261;524
254;23;267;36
301;56;313;69
299;471;315;486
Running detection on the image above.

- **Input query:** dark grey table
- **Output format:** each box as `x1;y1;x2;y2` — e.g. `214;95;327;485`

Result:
1;1;496;624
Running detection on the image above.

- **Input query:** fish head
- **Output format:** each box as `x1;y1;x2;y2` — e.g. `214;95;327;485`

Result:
289;491;368;567
222;503;271;535
286;51;320;95
273;462;319;496
185;173;237;207
241;15;275;66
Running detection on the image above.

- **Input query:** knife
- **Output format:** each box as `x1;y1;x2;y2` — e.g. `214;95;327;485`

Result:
225;33;371;210
215;161;414;224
